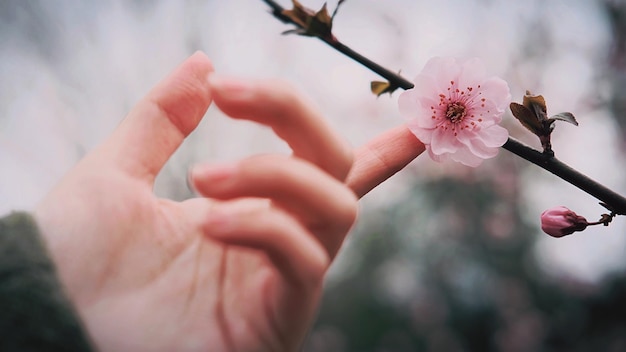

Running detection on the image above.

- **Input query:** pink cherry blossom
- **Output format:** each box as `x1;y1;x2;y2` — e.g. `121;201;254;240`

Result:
540;206;588;238
398;57;511;167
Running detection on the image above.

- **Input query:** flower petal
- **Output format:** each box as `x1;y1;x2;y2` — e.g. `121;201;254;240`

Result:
398;90;423;120
455;124;508;159
471;139;499;159
399;78;444;129
426;57;462;93
430;126;460;155
455;131;493;159
478;125;509;147
406;123;434;144
427;147;448;163
458;124;508;147
458;58;487;90
477;77;511;112
450;146;484;167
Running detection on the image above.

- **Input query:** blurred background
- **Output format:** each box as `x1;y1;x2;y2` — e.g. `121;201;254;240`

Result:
1;0;626;350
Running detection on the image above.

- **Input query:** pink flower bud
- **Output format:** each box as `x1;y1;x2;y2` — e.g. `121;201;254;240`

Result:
540;206;588;238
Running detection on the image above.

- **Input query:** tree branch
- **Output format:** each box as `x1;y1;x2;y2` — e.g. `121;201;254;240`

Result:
260;0;626;215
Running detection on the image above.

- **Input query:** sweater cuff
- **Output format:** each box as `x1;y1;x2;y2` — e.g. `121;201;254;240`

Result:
0;212;93;351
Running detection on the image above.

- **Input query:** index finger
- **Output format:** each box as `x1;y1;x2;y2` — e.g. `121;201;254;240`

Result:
208;76;353;181
346;125;425;198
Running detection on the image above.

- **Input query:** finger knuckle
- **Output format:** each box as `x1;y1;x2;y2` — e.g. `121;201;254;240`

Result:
335;143;355;181
335;188;359;230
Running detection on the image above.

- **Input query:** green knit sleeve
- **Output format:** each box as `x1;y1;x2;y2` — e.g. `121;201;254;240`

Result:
0;212;94;351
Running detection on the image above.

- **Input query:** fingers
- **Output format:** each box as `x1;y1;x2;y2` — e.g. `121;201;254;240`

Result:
105;51;214;182
201;205;330;290
346;125;426;198
208;76;353;181
189;155;358;258
207;75;424;199
179;197;329;290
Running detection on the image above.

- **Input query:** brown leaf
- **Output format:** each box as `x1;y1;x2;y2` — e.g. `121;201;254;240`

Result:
370;81;397;96
309;3;333;37
510;102;543;135
281;0;333;39
282;0;313;29
549;112;579;126
522;90;548;121
314;3;332;27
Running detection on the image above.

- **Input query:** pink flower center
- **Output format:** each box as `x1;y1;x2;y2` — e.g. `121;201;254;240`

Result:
445;102;466;123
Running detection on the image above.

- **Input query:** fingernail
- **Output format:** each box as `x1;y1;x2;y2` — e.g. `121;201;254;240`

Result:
191;162;238;184
207;75;253;99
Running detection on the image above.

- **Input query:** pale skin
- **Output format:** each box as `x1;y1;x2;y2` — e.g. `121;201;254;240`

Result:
33;52;425;352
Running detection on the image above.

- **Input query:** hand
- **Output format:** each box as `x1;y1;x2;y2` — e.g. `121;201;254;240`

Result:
34;52;424;352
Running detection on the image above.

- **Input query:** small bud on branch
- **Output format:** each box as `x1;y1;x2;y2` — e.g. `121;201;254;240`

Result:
541;205;617;238
541;206;588;237
281;1;335;40
510;91;578;156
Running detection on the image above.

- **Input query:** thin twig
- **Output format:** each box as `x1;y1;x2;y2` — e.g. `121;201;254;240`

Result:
502;139;626;214
260;0;626;215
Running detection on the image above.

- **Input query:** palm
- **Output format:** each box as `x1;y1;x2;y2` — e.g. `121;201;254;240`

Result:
42;154;316;351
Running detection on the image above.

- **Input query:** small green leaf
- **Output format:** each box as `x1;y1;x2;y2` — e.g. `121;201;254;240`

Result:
549;112;579;126
370;81;397;96
510;102;542;135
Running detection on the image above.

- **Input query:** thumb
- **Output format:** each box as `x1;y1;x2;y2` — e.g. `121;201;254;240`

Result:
103;51;214;183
